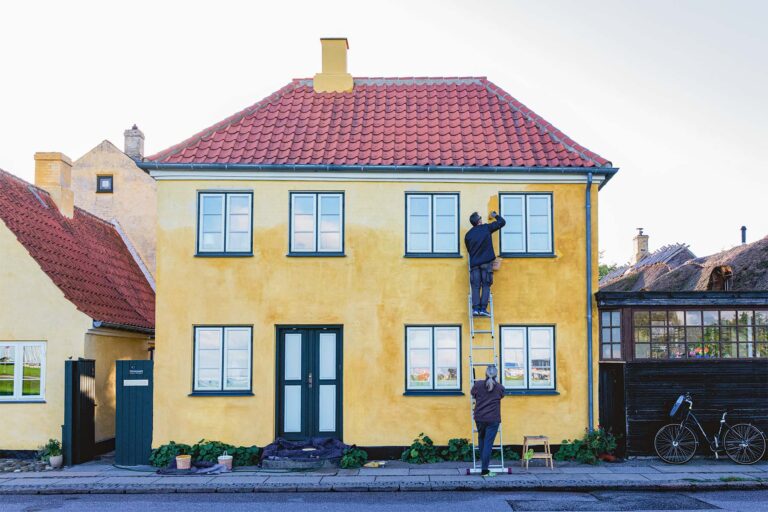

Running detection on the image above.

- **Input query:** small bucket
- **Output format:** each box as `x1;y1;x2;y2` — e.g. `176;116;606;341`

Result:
176;454;192;470
218;454;233;470
492;258;503;271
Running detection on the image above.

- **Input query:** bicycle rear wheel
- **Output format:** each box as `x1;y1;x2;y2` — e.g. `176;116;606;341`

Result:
654;424;698;464
724;424;766;465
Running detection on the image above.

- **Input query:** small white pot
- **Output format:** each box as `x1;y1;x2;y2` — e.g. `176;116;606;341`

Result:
49;455;63;469
217;455;233;470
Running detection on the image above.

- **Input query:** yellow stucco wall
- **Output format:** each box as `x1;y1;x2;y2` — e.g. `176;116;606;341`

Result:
153;178;600;447
0;221;90;450
84;331;150;442
72;141;157;275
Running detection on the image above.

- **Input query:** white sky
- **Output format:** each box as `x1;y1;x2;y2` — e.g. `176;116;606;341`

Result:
1;0;765;264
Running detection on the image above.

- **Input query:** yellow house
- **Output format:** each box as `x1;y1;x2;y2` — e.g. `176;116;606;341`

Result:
142;39;617;451
0;154;154;457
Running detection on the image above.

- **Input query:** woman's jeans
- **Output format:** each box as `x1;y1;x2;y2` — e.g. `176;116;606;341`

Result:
476;421;500;471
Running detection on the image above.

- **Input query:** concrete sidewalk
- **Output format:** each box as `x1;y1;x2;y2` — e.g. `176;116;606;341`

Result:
1;458;766;494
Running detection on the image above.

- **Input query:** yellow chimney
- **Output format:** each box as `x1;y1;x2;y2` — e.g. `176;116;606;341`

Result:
313;37;354;93
34;152;74;218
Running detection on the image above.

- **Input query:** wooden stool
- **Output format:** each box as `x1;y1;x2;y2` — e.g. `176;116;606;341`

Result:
521;435;554;469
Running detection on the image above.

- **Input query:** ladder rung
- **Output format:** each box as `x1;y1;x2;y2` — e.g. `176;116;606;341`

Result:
470;346;495;350
472;330;493;334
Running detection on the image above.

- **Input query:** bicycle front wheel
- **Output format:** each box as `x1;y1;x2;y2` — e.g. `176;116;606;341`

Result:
654;424;698;464
724;424;766;465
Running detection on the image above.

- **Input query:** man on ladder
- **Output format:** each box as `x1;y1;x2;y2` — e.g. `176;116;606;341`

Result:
465;211;506;316
465;210;508;476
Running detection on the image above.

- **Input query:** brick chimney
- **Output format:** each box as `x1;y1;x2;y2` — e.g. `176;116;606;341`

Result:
632;228;649;264
34;152;74;218
313;38;354;93
124;124;145;160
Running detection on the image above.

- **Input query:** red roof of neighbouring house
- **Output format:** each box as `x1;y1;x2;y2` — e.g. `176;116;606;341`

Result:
147;78;610;168
0;169;155;331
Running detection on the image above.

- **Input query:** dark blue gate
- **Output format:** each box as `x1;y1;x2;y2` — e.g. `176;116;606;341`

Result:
115;360;153;466
63;359;96;466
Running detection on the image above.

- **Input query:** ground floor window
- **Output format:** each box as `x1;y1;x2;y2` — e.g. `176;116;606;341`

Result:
0;342;45;401
193;327;252;393
500;326;555;391
405;326;460;392
633;309;768;359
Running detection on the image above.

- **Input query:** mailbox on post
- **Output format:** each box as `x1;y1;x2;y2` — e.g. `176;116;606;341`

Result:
115;360;153;466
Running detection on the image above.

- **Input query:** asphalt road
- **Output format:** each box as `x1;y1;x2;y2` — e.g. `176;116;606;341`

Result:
1;490;767;511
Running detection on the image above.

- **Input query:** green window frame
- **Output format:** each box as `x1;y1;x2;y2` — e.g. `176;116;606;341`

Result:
288;192;345;256
196;191;253;256
96;175;113;193
192;326;253;395
499;326;556;393
0;341;46;402
404;325;462;395
405;193;460;257
498;193;554;257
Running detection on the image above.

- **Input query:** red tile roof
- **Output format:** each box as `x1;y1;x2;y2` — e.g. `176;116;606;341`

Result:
0;169;155;331
147;78;610;168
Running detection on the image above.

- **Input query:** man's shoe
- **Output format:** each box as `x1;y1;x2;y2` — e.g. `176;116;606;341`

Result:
478;309;491;317
482;471;497;478
472;309;482;317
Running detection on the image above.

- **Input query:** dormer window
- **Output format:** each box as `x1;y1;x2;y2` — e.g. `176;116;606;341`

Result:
97;175;113;193
707;266;733;291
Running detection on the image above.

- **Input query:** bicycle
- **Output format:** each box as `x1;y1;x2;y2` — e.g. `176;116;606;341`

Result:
654;393;766;465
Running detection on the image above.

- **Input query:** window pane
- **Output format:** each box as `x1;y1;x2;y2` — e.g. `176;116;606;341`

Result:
721;342;737;358
669;311;685;326
502;232;525;252
528;328;554;389
434;328;459;389
612;327;621;341
409;196;429;216
409;215;429;233
227;232;250;252
528;233;551;253
318;385;336;432
611;311;620;325
611;343;621;358
502;328;526;388
703;311;719;326
319;195;340;215
292;232;314;252
225;328;250;390
635;344;650;358
633;311;650;326
755;310;768;325
526;196;551;253
319;333;336;380
670;327;686;342
203;214;222;232
634;327;650;343
501;195;525;253
284;385;302;432
196;329;222;390
738;311;754;325
601;328;611;342
757;327;768;342
284;333;302;381
602;344;612;359
319;232;341;251
601;312;610;326
0;346;15;396
199;194;225;253
686;311;702;326
433;233;456;253
651;311;667;326
229;195;250;215
739;343;754;358
294;196;314;214
407;328;432;389
651;344;668;359
201;232;223;252
721;311;737;326
669;344;686;359
756;343;768;357
202;195;224;215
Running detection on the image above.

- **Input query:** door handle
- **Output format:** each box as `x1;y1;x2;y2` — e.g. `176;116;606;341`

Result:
308;372;313;388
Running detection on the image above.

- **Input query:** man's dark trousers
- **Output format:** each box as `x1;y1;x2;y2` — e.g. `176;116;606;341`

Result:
476;420;500;471
470;262;494;311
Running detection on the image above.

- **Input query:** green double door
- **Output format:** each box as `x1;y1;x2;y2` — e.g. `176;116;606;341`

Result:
276;326;343;440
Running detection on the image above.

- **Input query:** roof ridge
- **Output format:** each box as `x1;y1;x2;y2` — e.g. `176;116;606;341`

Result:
148;80;306;162
479;78;609;168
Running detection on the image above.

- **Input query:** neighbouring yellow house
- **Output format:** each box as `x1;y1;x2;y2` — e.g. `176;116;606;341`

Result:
141;39;617;452
0;153;154;460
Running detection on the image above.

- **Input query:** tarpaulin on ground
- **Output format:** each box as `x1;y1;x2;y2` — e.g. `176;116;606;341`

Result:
260;437;349;462
156;459;230;475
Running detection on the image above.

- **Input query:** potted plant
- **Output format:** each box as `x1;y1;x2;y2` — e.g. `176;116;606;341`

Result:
42;439;63;469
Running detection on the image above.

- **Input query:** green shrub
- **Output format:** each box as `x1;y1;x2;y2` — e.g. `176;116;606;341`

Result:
401;433;443;464
554;427;618;465
231;445;261;467
340;447;368;469
149;441;192;467
191;440;237;463
503;446;520;461
441;438;473;462
37;439;62;460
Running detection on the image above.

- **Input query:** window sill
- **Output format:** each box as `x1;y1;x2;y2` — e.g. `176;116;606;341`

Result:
95;190;113;194
403;390;464;396
505;390;559;396
499;253;556;259
188;391;254;397
0;399;46;404
287;252;346;257
403;254;463;259
194;253;254;258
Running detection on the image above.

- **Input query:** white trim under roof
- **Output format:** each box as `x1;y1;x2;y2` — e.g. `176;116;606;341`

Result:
111;220;156;292
150;169;607;185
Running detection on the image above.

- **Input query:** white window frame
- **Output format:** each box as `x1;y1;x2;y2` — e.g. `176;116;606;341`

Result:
197;192;253;254
405;193;459;255
0;341;46;402
499;193;554;255
290;192;344;254
405;326;461;392
193;327;252;393
500;326;556;391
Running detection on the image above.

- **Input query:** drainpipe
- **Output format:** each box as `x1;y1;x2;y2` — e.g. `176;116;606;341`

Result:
585;172;594;432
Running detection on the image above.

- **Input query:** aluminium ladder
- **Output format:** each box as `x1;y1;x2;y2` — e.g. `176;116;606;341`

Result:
466;264;509;474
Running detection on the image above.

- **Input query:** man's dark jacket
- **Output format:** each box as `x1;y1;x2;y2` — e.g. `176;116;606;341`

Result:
464;215;506;268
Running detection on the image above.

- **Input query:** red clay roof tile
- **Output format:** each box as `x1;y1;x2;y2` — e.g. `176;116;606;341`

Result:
0;169;155;331
147;78;609;168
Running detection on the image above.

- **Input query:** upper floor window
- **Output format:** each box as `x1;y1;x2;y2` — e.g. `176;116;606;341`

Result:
633;309;768;359
96;175;113;193
289;192;344;255
405;326;461;393
197;192;253;255
499;193;553;256
500;326;555;391
600;311;622;360
405;193;459;257
0;342;46;402
193;326;252;394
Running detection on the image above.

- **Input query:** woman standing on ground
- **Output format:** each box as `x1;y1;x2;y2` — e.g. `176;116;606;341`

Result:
471;364;505;476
